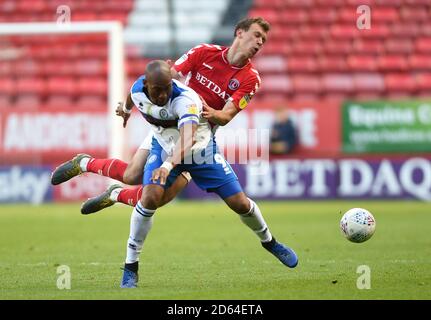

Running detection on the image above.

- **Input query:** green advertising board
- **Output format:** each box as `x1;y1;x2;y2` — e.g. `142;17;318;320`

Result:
342;100;431;153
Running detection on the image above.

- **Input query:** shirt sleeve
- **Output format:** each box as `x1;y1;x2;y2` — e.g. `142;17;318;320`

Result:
130;75;145;107
172;95;200;129
228;72;261;111
173;44;206;77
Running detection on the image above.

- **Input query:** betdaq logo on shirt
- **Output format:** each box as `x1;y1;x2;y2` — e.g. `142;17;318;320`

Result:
0;166;53;204
195;72;231;101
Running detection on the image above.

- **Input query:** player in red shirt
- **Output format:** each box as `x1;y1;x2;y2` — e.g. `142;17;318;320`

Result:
52;18;299;272
51;17;269;213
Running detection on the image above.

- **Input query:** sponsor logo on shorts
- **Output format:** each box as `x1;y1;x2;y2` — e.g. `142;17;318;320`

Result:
147;154;158;164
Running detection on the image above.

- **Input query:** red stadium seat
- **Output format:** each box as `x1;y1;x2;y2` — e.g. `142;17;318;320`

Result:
353;92;382;100
248;9;279;24
260;75;291;93
41;61;76;76
353;73;385;92
323;40;353;54
290;41;323;55
390;23;419;37
347;55;378;72
16;78;47;95
416;74;431;90
371;7;399;22
385;73;416;92
14;60;43;76
330;24;359;39
47;77;77;95
76;95;106;109
385;39;413;54
16;0;47;12
322;74;354;93
378;55;408;71
0;62;14;76
409;55;431;70
317;56;348;72
352;39;384;54
292;74;322;93
286;56;318;72
74;60;106;76
309;8;337;23
0;79;15;95
399;6;429;22
45;95;74;108
360;24;390;39
13;95;42;108
280;9;308;24
77;77;107;96
415;38;431;53
298;25;329;40
254;55;287;73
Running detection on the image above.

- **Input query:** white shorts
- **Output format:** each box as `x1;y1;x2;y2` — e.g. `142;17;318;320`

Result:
139;131;154;150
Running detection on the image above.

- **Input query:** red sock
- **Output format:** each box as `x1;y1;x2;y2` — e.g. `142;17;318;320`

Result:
86;158;128;182
117;187;142;206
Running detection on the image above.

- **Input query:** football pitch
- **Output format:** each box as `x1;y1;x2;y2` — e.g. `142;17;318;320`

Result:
0;200;430;300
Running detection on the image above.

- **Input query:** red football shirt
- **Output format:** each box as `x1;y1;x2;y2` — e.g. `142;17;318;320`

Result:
173;43;261;112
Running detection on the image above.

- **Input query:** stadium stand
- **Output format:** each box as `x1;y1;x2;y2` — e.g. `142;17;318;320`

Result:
248;0;431;101
0;0;430;110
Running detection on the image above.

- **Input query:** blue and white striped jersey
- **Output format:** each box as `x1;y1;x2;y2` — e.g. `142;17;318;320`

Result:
130;76;211;155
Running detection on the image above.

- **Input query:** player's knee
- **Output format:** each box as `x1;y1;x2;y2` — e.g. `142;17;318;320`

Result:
123;166;142;185
140;191;162;209
231;197;251;215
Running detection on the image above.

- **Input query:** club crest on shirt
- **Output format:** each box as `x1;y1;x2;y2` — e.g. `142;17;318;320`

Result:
159;108;169;119
228;78;240;90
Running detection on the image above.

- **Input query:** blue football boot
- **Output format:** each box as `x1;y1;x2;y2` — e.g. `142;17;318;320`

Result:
262;238;298;268
120;267;138;288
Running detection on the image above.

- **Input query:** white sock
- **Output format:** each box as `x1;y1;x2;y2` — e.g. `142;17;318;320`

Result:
125;201;156;264
109;187;122;202
80;157;90;172
239;198;272;243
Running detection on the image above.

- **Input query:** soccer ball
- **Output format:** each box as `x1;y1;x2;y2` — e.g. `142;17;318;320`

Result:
340;208;376;243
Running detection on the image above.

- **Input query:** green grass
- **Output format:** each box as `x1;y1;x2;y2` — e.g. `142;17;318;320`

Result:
0;200;430;300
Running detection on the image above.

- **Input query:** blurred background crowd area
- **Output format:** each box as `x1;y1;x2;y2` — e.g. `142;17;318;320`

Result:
0;0;430;203
0;0;430;109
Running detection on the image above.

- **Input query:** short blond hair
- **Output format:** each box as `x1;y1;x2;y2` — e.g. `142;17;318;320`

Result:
234;17;271;37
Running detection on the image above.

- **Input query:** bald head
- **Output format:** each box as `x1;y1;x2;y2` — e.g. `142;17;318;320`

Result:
145;60;172;84
144;60;173;106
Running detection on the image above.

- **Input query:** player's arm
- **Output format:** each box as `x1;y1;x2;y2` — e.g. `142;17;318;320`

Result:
203;75;260;126
151;122;197;185
202;100;239;126
115;93;135;128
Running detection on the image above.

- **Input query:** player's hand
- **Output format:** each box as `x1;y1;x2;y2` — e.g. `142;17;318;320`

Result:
151;167;169;185
202;102;218;122
115;102;131;128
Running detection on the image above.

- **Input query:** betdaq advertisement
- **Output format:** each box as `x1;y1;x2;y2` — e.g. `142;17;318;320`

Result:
342;100;431;153
183;157;431;201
